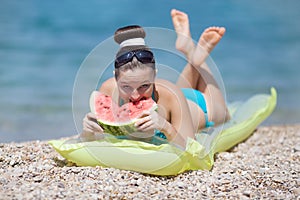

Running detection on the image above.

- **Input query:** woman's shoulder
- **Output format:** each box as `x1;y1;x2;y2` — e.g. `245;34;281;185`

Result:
99;78;117;95
155;79;181;92
155;79;183;99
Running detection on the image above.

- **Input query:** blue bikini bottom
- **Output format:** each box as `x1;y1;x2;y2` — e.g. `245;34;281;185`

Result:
181;88;214;128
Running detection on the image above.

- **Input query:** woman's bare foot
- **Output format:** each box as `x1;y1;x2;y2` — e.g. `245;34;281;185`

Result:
171;9;195;60
192;26;226;67
199;26;225;53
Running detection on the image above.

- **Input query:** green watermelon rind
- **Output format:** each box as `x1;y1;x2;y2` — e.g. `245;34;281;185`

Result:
97;120;137;136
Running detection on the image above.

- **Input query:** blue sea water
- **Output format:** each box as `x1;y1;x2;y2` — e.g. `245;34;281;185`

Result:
0;0;299;142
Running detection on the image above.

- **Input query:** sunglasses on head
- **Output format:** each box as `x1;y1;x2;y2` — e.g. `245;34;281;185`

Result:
114;50;155;68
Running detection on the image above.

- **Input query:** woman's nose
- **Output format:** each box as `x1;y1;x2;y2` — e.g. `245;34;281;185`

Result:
130;89;140;100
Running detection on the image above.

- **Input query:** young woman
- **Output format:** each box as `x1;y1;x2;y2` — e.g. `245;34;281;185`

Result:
81;9;230;148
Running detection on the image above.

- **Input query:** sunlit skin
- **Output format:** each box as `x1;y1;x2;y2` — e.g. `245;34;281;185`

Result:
171;8;226;65
116;67;155;104
171;8;230;124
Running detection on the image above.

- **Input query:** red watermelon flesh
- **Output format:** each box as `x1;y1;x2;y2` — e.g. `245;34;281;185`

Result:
89;91;157;136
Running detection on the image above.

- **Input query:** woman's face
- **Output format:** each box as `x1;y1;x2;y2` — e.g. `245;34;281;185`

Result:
116;67;155;103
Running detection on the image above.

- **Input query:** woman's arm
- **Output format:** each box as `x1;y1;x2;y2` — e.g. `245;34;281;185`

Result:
81;78;116;140
164;81;195;147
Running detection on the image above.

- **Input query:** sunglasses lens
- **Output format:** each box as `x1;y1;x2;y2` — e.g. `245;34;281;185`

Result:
114;50;154;68
115;52;133;68
136;51;154;63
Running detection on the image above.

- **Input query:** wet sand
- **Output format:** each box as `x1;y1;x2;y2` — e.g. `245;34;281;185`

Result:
0;125;299;199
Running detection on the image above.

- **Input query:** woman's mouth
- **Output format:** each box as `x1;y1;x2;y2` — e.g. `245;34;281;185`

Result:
130;97;147;104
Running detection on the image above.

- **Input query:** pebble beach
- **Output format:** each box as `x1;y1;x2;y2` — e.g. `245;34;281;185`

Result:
0;125;299;199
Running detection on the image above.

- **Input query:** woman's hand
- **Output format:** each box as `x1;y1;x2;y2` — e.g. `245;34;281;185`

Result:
134;110;166;133
81;112;103;137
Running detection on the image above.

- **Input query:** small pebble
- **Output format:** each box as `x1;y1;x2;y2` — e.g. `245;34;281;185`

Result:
294;144;300;152
243;190;251;197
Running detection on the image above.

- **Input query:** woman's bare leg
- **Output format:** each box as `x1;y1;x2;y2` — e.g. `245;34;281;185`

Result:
170;9;195;62
192;27;230;124
171;9;230;125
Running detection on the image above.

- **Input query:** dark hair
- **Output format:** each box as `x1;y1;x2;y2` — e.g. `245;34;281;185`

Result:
114;25;155;79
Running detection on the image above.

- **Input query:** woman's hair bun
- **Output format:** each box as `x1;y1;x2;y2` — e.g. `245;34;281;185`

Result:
114;25;146;44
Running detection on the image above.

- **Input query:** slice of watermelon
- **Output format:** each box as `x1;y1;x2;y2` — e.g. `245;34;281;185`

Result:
89;91;157;136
